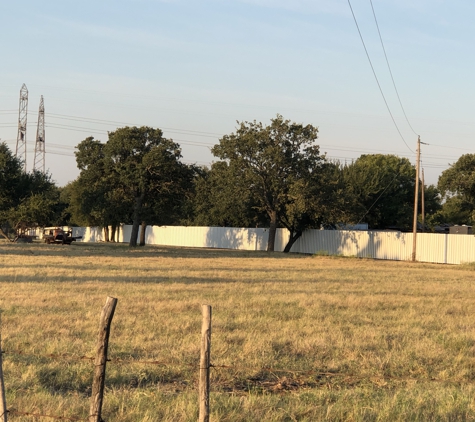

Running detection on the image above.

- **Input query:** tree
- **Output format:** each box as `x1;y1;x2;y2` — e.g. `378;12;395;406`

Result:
71;128;194;246
69;137;131;239
342;154;416;230
421;184;442;230
104;126;190;246
212;115;327;252
191;161;266;228
0;143;61;239
0;143;23;238
135;148;197;245
280;161;347;252
438;154;475;224
427;195;472;228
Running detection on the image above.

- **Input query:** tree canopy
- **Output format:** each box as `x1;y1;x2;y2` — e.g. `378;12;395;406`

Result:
437;154;475;225
341;154;416;230
212;115;329;251
70;127;195;246
0;142;62;239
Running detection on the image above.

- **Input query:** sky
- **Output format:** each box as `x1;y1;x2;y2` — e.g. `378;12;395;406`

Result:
1;0;474;187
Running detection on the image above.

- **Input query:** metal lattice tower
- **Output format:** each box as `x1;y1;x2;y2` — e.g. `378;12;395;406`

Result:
33;96;46;173
15;83;28;172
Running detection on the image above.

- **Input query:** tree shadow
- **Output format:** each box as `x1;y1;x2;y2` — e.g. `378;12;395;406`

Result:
292;229;412;261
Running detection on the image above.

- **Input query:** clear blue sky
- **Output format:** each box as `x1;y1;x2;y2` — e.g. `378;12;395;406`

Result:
1;0;474;186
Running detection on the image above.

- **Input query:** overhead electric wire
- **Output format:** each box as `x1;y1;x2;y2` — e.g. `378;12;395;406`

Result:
44;112;224;137
347;0;414;154
2;119;470;160
369;0;419;137
356;172;401;225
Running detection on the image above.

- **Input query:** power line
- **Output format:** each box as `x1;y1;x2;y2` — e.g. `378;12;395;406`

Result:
347;0;414;154
369;0;419;137
356;172;401;225
44;112;224;137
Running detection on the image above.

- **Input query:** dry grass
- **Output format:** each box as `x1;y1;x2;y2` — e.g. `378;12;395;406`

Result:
1;242;475;421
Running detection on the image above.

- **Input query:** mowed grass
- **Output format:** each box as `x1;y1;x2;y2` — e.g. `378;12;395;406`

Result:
1;242;475;421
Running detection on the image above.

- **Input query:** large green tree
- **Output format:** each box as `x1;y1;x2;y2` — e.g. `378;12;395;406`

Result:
438;154;475;224
342;154;416;230
105;126;190;246
212;115;328;252
191;161;266;228
0;143;62;239
71;127;193;246
0;143;23;236
68;137;131;240
280;160;347;251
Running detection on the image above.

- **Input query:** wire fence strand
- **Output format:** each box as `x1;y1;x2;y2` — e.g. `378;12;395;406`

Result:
8;409;87;421
4;350;473;386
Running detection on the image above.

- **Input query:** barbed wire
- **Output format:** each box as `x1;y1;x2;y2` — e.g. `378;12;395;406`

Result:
4;349;472;386
8;409;88;421
4;350;94;362
4;350;195;367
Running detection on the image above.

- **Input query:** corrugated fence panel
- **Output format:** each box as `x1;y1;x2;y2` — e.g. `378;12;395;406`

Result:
73;227;103;242
447;235;475;264
293;230;413;261
372;232;412;261
417;233;447;264
70;225;475;265
142;226;274;251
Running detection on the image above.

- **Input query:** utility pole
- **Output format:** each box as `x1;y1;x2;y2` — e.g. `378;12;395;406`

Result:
412;137;427;261
15;83;28;172
33;95;46;173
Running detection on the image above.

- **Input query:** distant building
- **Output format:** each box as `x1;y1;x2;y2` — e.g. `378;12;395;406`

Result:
449;225;473;235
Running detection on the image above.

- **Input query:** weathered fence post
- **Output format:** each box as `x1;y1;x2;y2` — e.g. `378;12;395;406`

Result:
89;297;118;422
199;305;212;422
0;313;7;422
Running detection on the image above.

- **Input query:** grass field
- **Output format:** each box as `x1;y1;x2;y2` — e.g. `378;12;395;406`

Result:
1;241;475;421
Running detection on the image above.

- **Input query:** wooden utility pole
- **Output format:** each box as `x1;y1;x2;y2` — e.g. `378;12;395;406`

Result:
412;137;421;262
199;305;212;422
89;297;118;422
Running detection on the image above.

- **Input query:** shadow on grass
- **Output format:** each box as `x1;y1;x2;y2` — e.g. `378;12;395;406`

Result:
0;273;250;284
0;242;310;260
36;365;189;396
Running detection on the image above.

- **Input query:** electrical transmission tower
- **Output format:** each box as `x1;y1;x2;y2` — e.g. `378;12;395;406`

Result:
15;83;28;172
33;95;46;173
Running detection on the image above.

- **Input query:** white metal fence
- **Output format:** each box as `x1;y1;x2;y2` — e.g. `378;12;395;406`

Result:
62;225;475;265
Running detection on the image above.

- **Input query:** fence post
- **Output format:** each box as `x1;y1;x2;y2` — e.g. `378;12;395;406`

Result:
0;313;7;422
199;305;212;422
89;297;118;422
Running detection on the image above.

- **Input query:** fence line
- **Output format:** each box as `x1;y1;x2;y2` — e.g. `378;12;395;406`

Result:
8;410;87;421
6;349;473;385
3;298;475;421
5;347;473;385
27;224;475;264
57;226;475;265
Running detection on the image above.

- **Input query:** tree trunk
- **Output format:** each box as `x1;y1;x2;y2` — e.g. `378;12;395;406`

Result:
103;226;109;242
283;230;303;253
139;221;146;246
110;225;116;243
267;210;278;252
129;194;144;247
0;227;11;242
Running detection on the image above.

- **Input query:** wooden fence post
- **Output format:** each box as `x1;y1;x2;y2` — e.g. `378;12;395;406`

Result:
89;297;118;422
199;305;212;422
0;313;7;422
